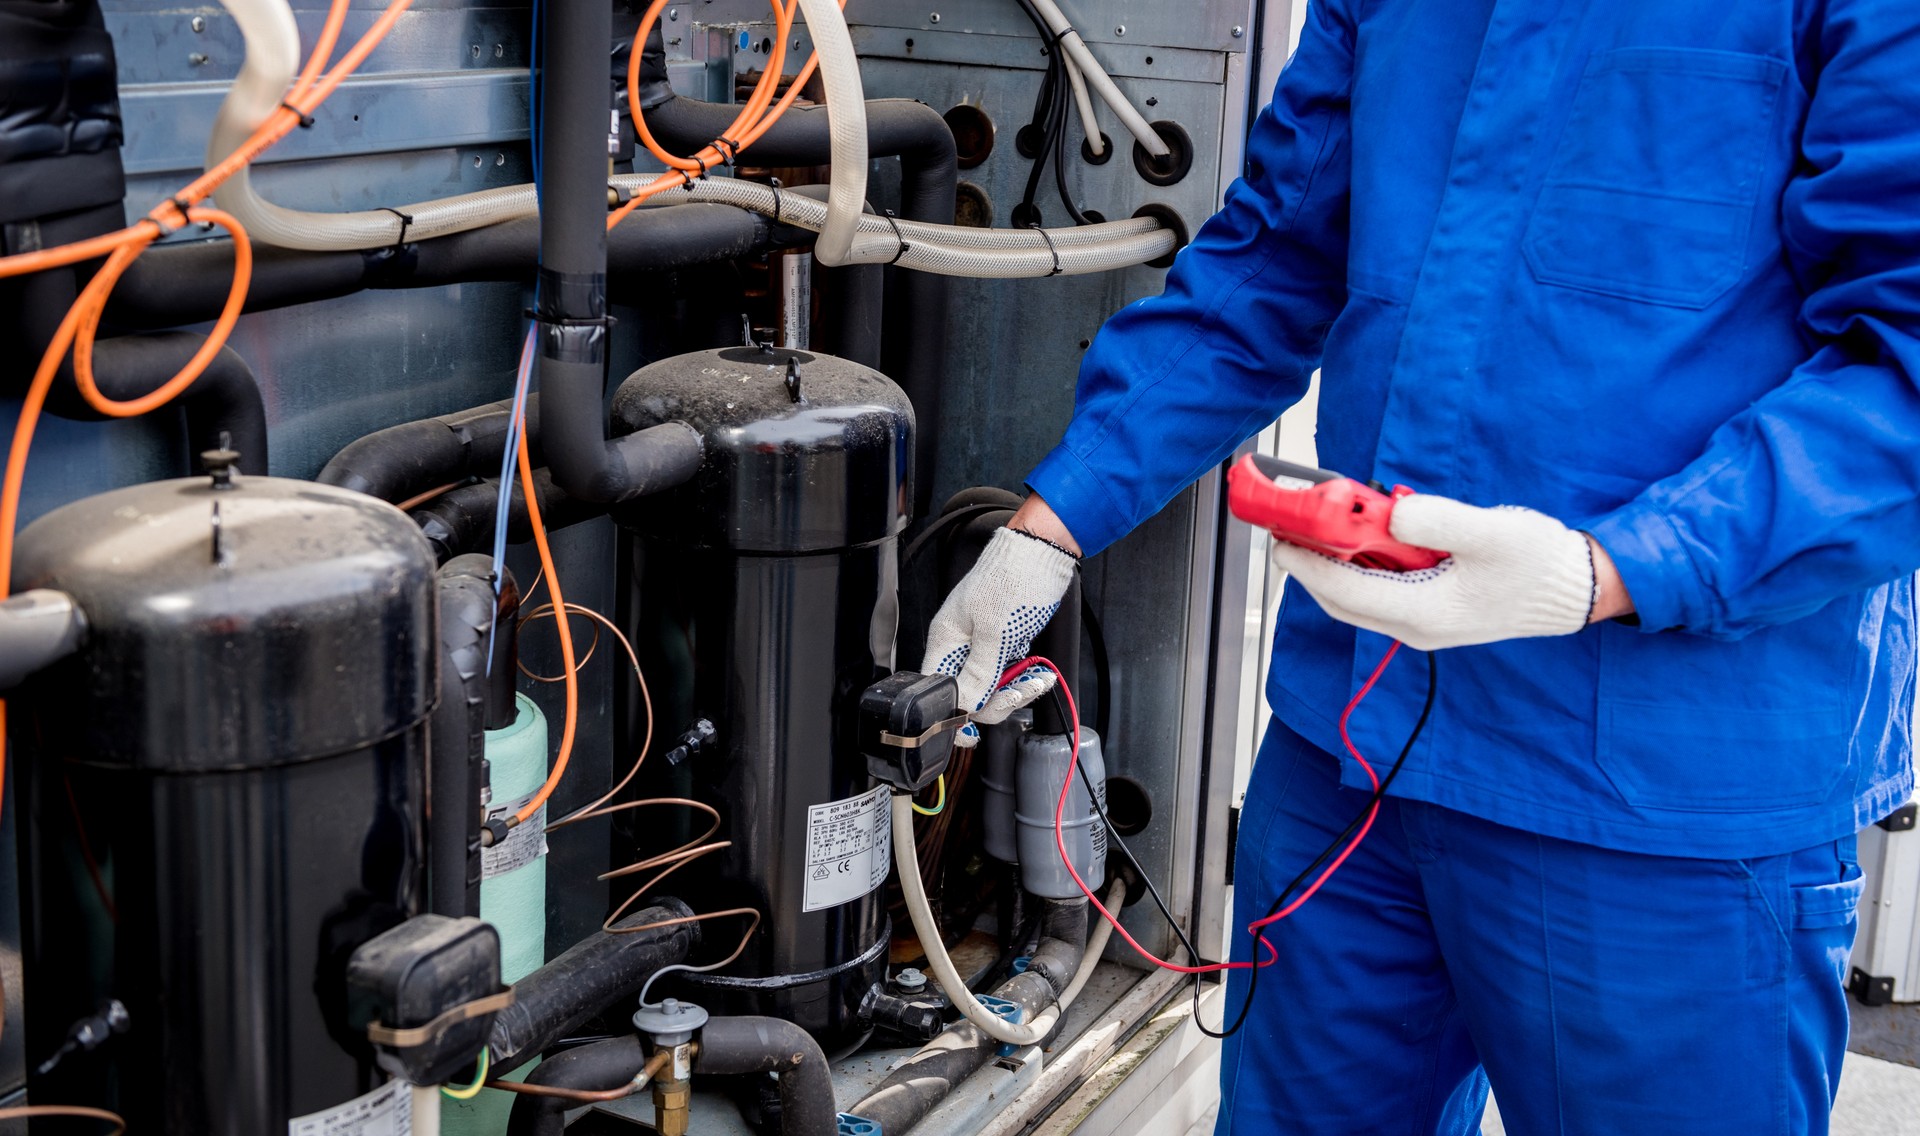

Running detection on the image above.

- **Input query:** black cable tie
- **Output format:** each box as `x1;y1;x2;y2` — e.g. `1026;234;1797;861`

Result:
279;100;316;128
883;209;911;266
676;166;698;190
382;207;415;246
608;181;633;204
143;196;196;238
712;136;742;167
1031;222;1062;277
768;177;784;224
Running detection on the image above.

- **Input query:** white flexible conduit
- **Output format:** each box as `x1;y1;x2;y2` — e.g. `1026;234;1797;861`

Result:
1063;57;1106;158
892;795;1122;1047
791;0;869;266
1027;0;1168;157
619;176;1178;278
199;0;1174;272
207;0;543;249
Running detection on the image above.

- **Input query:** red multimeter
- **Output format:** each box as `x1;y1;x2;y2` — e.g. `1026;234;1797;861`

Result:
1226;453;1446;572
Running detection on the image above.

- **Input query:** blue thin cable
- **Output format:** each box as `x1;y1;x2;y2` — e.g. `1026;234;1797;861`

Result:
529;0;543;197
484;327;538;675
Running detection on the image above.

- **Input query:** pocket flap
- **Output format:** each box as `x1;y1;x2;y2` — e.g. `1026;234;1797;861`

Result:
1793;868;1864;930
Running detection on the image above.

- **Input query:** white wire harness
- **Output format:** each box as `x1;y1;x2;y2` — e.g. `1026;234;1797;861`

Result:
1027;0;1169;158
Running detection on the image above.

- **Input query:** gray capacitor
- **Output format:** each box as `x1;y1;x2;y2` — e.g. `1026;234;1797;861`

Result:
1015;727;1108;899
981;709;1032;863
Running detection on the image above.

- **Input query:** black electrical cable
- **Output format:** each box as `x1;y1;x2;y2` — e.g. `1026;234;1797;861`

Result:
1009;0;1097;226
1080;591;1112;740
1062;685;1202;971
1053;99;1093;227
900;502;1013;570
1195;650;1439;1040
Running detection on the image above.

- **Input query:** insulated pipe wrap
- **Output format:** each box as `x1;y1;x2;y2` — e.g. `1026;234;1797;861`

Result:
430;558;497;919
488;901;700;1071
504;1036;647;1136
694;1017;837;1136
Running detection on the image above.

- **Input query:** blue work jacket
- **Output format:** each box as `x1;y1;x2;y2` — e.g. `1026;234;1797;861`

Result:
1028;0;1920;858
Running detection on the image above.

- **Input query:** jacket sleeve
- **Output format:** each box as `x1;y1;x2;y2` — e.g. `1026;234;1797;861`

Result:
1024;0;1356;557
1587;1;1920;639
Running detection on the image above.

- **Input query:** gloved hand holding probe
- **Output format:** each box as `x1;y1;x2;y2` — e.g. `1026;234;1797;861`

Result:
920;519;1079;745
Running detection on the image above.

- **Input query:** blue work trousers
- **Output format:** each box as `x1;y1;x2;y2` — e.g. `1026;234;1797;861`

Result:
1218;719;1865;1135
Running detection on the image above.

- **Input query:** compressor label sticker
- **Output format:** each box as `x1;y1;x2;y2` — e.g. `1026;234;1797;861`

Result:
288;1079;411;1136
804;785;892;912
483;789;549;879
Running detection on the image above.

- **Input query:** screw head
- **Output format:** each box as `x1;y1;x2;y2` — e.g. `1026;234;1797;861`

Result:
929;12;941;23
494;43;505;58
470;43;481;58
1115;24;1126;35
190;15;206;32
1231;25;1245;38
667;6;678;19
188;52;209;66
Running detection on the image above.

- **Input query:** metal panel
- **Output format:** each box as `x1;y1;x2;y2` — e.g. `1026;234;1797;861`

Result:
118;71;531;173
685;0;1255;54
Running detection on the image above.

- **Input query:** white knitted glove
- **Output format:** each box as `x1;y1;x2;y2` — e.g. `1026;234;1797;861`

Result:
1268;494;1597;651
922;527;1077;745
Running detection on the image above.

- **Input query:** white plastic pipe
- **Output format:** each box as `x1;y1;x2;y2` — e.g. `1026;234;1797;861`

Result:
207;0;544;249
410;1085;441;1136
893;797;1124;1046
621;177;1178;278
792;0;868;266
1027;0;1168;157
1063;57;1105;158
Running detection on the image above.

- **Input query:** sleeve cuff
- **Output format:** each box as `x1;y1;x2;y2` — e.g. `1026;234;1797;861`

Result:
1585;502;1712;634
1026;445;1133;559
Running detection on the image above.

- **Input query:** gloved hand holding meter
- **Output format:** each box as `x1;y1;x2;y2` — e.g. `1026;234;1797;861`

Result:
1227;453;1611;652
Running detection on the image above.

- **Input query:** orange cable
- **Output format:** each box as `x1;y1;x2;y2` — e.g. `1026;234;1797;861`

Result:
627;0;794;172
607;0;846;231
289;0;353;102
0;0;412;955
508;425;575;827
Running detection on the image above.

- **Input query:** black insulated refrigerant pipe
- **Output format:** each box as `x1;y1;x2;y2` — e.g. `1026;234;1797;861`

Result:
504;1035;651;1136
846;900;1090;1136
538;0;702;505
694;1017;837;1136
429;554;516;919
100;206;776;331
409;467;607;565
488;900;702;1072
317;398;541;506
634;25;957;513
8;254;269;475
503;1018;837;1136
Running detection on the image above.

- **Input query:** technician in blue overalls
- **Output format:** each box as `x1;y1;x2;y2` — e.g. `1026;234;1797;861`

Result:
920;2;1920;1132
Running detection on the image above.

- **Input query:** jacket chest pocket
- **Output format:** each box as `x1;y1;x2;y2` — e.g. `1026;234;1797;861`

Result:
1524;47;1789;310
